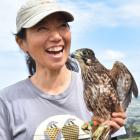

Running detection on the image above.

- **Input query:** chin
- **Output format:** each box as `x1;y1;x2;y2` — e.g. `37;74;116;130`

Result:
48;61;67;71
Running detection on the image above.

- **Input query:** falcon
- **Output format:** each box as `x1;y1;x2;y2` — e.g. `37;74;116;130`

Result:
71;48;138;140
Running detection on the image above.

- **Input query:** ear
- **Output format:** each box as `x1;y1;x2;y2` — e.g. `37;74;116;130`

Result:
16;36;28;53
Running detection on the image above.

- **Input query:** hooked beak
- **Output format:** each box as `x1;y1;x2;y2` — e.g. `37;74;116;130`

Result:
71;51;82;59
71;53;76;58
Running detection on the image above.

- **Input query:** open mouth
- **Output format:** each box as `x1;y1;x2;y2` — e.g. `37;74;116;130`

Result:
45;46;64;55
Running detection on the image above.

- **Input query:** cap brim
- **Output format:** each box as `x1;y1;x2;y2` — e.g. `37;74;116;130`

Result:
22;10;74;29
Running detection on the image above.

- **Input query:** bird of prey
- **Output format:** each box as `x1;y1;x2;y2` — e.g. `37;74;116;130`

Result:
71;48;138;140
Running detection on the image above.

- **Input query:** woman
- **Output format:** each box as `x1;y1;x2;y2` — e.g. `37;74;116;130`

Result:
0;0;126;139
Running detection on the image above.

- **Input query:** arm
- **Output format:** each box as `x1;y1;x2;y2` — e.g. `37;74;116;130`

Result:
0;98;12;140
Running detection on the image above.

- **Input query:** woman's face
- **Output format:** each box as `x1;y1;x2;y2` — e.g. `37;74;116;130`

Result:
19;13;71;71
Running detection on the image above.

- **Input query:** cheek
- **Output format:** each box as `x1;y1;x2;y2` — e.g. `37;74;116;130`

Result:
26;30;46;49
26;36;45;51
25;40;44;61
64;32;71;49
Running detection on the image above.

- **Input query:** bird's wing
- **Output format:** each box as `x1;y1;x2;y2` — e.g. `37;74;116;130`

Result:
83;63;120;120
110;61;138;111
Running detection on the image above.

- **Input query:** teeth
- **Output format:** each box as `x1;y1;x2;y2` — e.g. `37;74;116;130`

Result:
47;46;63;52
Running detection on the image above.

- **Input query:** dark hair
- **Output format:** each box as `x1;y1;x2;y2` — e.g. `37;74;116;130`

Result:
16;28;36;75
26;53;36;75
16;28;26;39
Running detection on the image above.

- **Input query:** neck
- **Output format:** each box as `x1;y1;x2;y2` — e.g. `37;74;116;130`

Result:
30;65;72;95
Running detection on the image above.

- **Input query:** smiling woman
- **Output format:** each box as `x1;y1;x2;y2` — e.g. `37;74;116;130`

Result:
17;13;71;73
0;0;126;140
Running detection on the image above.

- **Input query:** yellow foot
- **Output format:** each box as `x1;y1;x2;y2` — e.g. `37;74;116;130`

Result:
93;124;110;140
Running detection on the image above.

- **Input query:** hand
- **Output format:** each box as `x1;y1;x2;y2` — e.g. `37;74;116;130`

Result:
109;111;127;133
103;106;127;134
91;107;127;134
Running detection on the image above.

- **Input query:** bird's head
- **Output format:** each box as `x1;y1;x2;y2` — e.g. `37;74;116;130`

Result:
71;48;96;66
71;48;96;74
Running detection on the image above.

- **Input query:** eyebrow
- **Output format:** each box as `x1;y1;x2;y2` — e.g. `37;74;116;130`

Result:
34;18;67;28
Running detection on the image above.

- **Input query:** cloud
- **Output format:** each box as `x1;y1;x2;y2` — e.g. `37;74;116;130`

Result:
59;0;140;32
98;49;126;61
0;0;23;52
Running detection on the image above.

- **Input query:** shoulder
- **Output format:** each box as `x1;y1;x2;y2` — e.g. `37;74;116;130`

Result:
0;79;29;101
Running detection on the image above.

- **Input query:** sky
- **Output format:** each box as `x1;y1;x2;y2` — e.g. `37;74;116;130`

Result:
0;0;140;95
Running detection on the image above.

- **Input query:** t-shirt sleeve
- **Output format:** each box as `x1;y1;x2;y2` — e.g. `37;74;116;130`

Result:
111;126;126;138
0;98;12;140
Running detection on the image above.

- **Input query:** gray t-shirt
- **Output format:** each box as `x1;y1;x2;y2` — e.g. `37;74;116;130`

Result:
0;70;92;140
0;60;126;140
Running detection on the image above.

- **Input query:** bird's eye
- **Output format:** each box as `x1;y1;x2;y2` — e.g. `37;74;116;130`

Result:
83;50;87;55
88;50;95;57
87;50;92;55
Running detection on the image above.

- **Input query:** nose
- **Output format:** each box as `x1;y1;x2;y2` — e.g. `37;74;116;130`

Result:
48;30;62;42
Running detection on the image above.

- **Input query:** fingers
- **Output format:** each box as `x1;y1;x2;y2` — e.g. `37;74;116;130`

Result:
111;112;127;127
90;118;123;134
110;111;127;133
112;112;127;119
91;111;127;134
111;117;126;127
104;120;121;133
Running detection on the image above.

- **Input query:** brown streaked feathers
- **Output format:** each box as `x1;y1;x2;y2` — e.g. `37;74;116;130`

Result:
71;48;138;139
